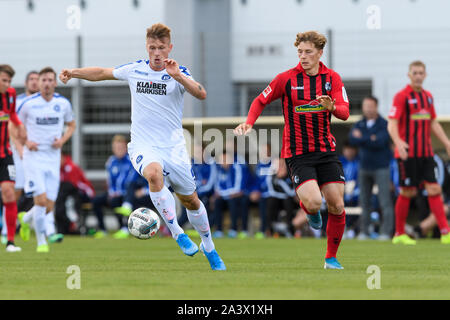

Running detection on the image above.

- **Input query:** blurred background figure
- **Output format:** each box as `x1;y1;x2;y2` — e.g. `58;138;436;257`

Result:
266;158;297;238
338;142;360;239
91;135;135;239
213;148;248;239
55;154;95;235
247;143;272;239
349;96;394;240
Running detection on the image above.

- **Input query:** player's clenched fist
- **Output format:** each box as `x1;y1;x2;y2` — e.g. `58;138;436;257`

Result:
234;123;253;136
59;69;73;84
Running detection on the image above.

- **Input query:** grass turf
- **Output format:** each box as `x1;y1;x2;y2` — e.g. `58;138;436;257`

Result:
1;235;449;299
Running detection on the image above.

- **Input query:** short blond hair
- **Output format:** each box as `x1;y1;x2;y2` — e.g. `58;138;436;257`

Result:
294;31;327;50
112;134;127;144
409;60;426;71
146;23;171;42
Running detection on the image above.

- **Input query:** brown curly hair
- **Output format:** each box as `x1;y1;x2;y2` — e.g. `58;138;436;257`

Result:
294;31;327;50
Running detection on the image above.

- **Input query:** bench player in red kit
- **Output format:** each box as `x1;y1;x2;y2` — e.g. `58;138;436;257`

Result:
388;60;450;245
0;65;27;252
235;31;349;269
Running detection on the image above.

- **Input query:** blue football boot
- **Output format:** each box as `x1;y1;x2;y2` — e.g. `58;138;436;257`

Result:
200;243;226;271
176;233;199;257
324;257;344;269
306;211;322;230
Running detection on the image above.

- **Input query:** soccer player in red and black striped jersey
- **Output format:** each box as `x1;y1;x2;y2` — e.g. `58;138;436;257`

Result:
388;60;450;245
235;31;349;269
0;64;27;252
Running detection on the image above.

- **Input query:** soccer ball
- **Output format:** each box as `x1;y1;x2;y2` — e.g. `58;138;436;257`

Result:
128;208;161;240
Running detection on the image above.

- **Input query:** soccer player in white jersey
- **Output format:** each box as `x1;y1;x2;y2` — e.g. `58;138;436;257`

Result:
14;71;39;198
59;23;226;270
1;71;39;245
17;67;76;252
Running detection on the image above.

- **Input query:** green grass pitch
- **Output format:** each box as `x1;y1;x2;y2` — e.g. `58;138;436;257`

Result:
1;235;450;299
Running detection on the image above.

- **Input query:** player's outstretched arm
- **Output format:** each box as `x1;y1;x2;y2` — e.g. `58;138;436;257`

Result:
164;59;206;100
59;67;116;84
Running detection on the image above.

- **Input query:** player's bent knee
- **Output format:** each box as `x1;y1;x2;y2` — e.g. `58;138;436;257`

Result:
425;184;441;197
400;188;417;198
1;188;15;203
328;202;345;215
302;198;322;213
143;165;164;188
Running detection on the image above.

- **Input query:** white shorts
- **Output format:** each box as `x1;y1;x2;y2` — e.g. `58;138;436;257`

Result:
11;146;24;190
22;149;61;201
128;142;196;196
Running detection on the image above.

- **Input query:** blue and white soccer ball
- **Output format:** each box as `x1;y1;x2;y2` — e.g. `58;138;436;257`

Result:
128;208;161;240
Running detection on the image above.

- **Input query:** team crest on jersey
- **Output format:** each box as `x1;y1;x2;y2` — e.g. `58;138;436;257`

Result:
161;74;171;81
295;100;326;113
9;96;14;104
293;176;300;184
428;96;433;104
53;104;60;112
325;82;332;91
136;155;143;164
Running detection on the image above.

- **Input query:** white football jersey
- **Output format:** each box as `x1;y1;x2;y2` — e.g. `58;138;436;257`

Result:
113;59;193;147
17;93;74;153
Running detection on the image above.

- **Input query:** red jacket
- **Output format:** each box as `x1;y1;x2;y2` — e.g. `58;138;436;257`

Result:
60;155;95;198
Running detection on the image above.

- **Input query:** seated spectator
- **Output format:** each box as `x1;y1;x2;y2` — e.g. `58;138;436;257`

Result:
247;143;273;239
212;148;248;239
338;142;360;238
92;135;136;239
266;158;297;238
55;154;95;234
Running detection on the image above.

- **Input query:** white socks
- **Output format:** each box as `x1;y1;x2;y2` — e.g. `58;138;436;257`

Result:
149;186;184;239
45;211;56;236
187;201;214;252
33;205;47;246
23;207;34;224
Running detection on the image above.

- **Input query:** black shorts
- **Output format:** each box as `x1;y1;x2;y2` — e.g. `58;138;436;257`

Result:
285;152;345;191
0;155;15;182
397;157;437;188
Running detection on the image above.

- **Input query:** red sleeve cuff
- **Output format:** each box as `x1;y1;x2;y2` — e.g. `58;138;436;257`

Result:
332;104;349;120
246;96;266;126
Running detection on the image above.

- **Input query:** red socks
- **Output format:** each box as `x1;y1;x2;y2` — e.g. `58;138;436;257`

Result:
427;194;450;235
325;210;346;259
395;195;411;236
4;202;18;242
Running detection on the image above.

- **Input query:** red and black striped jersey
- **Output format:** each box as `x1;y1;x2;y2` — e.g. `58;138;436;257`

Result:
246;61;350;158
0;87;22;158
388;85;436;159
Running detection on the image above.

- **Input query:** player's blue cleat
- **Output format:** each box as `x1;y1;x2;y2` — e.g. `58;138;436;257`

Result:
176;233;199;257
306;211;322;230
200;243;226;271
324;257;344;269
